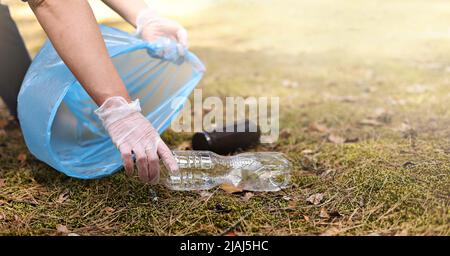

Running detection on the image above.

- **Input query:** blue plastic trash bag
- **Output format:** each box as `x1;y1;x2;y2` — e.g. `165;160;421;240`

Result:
18;25;205;179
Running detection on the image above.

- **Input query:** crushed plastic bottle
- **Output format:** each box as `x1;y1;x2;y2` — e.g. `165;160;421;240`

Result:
161;150;292;192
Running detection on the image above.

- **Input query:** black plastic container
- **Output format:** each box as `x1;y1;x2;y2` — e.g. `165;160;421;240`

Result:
192;119;261;155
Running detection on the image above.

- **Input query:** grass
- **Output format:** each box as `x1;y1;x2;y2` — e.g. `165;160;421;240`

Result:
0;0;449;235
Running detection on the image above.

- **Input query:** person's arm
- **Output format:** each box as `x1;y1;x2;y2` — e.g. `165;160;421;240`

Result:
27;0;178;183
28;0;130;105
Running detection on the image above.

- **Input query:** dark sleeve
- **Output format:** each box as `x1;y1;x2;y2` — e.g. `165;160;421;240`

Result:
0;4;31;118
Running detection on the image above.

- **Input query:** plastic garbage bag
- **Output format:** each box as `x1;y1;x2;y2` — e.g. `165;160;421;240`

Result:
18;25;205;179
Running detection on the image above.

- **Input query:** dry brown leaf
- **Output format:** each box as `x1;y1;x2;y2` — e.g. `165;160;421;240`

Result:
104;207;115;214
56;224;70;234
0;129;6;137
56;192;69;204
359;118;383;127
309;122;329;133
319;207;330;219
301;149;315;155
288;200;297;209
242;192;254;201
328;134;345;144
395;229;409;236
320;227;341;236
17;153;27;163
306;193;324;205
225;230;237;236
0;119;8;129
220;183;243;194
303;215;310;222
0;179;5;188
279;129;292;139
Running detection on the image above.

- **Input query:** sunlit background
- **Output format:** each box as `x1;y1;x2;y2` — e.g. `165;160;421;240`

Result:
6;0;450;60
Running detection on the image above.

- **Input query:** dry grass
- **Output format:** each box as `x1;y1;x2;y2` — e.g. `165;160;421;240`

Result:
0;0;449;235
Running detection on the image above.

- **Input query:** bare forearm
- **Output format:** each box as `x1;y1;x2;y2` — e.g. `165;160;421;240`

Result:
101;0;148;27
28;0;130;105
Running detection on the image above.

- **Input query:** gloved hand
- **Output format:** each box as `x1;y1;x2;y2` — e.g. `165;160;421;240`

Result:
95;96;179;183
135;8;188;54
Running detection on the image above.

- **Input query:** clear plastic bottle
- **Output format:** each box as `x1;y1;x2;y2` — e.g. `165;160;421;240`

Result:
161;150;292;192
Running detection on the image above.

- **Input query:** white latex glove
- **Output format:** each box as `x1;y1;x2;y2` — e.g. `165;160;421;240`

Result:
95;96;179;183
135;8;188;54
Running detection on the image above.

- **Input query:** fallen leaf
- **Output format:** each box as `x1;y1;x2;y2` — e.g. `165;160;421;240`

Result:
279;129;292;139
104;207;115;214
0;129;6;137
320;227;341;236
0;179;5;188
56;192;69;204
17;153;27;163
225;230;237;236
242;192;254;201
284;199;295;209
56;224;70;234
0;119;8;129
67;233;80;236
344;136;359;143
303;215;310;222
306;193;324;205
301;149;315;155
328;134;345;144
220;183;243;194
395;229;409;236
319;208;330;219
309;122;329;133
